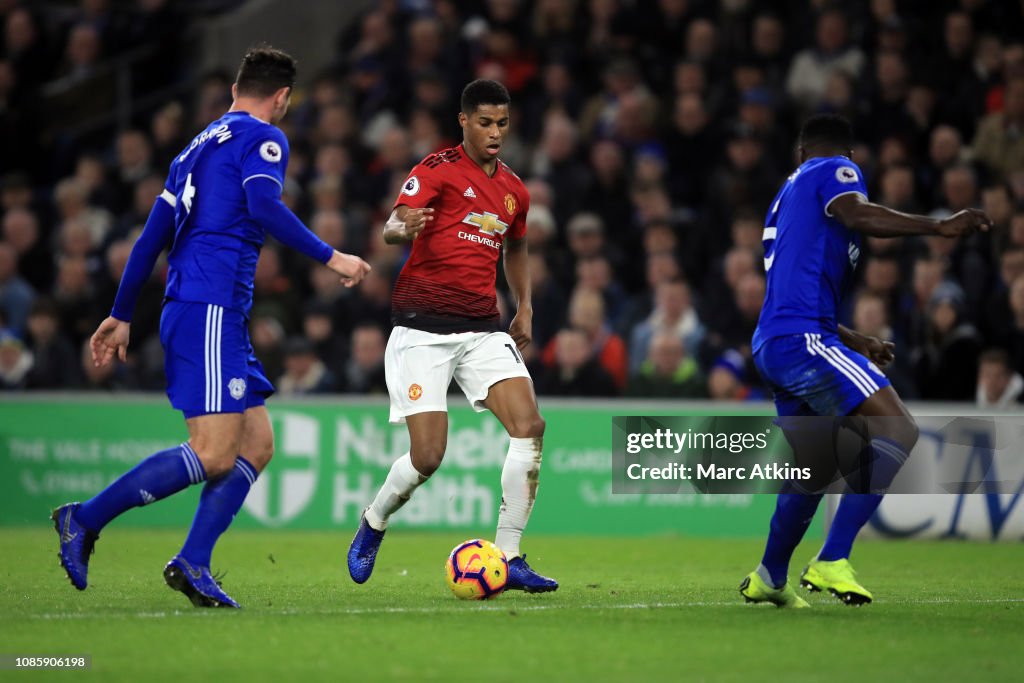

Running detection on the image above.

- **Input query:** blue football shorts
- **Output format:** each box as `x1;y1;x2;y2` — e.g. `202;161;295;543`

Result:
160;300;274;419
754;332;891;417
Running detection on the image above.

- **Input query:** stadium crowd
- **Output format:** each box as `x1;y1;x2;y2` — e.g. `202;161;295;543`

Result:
1;0;1024;406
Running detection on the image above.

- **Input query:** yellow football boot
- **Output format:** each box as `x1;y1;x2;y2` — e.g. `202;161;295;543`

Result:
800;558;873;605
739;571;810;608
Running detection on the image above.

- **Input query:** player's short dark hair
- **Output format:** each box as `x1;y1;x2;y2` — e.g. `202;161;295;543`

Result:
461;79;510;114
235;46;297;98
799;114;854;152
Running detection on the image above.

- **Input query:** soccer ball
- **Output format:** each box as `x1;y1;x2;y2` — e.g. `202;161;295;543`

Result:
444;539;508;600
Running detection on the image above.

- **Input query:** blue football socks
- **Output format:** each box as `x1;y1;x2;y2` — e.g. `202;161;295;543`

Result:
759;493;824;588
76;443;206;532
179;456;259;568
814;437;906;561
866;437;910;493
817;493;884;561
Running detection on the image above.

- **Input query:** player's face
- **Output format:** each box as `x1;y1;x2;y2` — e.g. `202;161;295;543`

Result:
459;104;510;161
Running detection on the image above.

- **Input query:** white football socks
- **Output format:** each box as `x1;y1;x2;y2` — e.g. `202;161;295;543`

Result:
364;452;427;531
495;437;543;559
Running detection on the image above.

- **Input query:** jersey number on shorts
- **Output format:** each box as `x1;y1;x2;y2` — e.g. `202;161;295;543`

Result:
504;343;522;364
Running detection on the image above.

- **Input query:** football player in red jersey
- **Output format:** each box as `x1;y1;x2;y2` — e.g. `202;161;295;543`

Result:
348;80;557;592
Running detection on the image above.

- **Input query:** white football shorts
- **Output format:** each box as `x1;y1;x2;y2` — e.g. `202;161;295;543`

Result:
385;326;532;423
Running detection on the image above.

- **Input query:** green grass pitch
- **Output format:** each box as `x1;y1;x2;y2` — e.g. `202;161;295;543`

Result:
1;528;1022;682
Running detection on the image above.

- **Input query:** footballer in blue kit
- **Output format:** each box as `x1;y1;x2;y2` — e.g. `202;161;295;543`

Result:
739;115;991;608
51;47;370;608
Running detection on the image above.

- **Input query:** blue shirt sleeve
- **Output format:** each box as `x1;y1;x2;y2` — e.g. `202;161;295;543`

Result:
111;196;176;321
244;177;333;264
819;159;869;217
239;125;289;191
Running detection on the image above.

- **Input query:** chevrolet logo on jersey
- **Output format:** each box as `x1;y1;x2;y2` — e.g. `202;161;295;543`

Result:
462;211;509;236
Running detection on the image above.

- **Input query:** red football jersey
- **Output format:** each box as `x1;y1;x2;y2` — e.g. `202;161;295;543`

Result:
391;144;530;333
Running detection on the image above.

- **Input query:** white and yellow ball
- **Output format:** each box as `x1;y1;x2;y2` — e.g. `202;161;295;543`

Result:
444;539;508;600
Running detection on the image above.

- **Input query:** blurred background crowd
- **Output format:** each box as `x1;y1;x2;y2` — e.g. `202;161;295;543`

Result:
1;0;1023;407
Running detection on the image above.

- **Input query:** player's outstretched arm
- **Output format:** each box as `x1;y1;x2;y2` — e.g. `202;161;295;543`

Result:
829;193;993;239
503;236;533;350
245;177;370;286
383;205;434;244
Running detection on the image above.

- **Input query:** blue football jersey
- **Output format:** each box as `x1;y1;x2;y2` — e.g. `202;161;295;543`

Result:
162;111;289;317
753;156;868;351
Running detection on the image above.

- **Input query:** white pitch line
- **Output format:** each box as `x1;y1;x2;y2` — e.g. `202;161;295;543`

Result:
18;597;1024;621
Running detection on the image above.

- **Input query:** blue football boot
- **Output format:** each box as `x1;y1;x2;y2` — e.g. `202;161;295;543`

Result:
347;511;386;584
51;503;99;591
163;556;240;608
506;554;559;593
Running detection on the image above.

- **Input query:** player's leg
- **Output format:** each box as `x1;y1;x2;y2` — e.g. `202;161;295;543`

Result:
159;304;263;607
178;405;272;570
348;327;455;583
820;388;916;565
51;302;234;590
803;385;918;604
480;376;557;592
743;448;820;607
177;350;276;574
740;336;823;607
822;391;915;529
481;377;544;557
51;434;216;591
741;487;817;608
367;410;445;529
792;334;915;604
456;331;557;592
349;411;444;583
161;412;247;607
751;411;832;597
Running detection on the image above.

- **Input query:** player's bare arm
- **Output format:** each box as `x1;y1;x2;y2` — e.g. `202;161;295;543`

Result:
829;193;993;239
838;324;895;368
503;236;533;350
383;205;434;244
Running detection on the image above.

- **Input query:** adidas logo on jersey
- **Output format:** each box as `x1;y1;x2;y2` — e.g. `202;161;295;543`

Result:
463;186;477;198
140;489;156;505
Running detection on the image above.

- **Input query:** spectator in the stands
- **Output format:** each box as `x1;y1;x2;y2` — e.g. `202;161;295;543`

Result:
536;327;618;397
707;348;765;401
278;337;337;395
24;297;80;389
785;8;865;111
543;287;628;391
2;207;51;292
627;332;706;399
0;241;34;336
629;278;704;373
912;282;983;400
973;75;1024;181
340;323;387;394
976;348;1023;408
